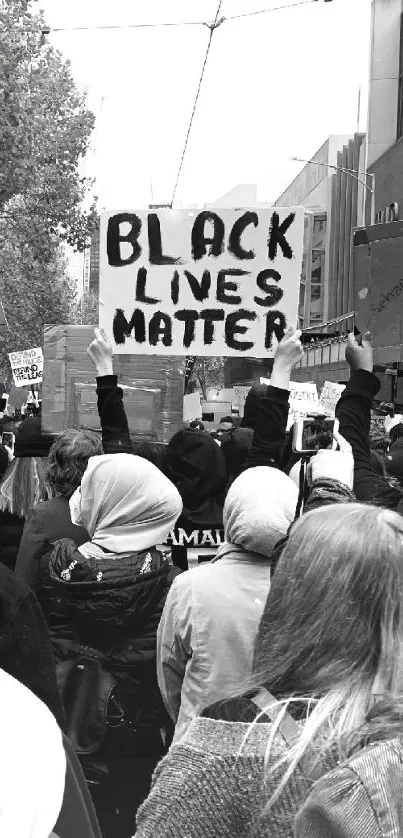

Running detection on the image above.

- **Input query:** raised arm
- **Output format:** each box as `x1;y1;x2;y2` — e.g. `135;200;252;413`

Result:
336;333;403;510
243;327;303;471
87;328;132;454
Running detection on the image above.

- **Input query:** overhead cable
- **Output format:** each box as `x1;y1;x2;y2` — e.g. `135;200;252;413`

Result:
38;0;321;35
170;1;224;208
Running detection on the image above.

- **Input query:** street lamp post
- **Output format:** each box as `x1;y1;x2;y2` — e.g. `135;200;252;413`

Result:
290;157;376;226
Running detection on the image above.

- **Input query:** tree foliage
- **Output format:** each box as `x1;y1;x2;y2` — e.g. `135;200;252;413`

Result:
0;0;99;376
186;357;225;400
71;290;99;327
0;225;77;380
0;0;97;249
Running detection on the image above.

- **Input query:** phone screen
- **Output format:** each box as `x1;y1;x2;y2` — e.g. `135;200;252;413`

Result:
301;418;335;452
2;432;14;449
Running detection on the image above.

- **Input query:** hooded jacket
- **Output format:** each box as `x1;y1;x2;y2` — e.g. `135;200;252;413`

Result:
166;429;227;562
38;454;182;748
39;539;178;739
168;429;227;528
157;466;298;745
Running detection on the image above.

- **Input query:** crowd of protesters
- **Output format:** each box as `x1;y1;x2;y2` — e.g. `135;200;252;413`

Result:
2;325;403;837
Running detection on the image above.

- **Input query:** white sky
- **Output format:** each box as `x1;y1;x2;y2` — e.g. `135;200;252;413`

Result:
38;0;372;210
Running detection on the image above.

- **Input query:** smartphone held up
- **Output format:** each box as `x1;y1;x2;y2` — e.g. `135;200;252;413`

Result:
292;416;339;456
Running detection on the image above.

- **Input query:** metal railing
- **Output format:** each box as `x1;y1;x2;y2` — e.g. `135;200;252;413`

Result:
297;312;355;368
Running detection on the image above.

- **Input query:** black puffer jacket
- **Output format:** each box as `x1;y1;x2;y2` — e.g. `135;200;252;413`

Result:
38;539;178;739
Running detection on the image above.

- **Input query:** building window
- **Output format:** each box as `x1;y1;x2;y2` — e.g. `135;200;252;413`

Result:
397;12;403;140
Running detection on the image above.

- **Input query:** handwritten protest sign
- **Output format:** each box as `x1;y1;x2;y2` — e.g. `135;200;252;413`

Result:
261;378;320;429
9;347;43;388
99;207;304;358
319;381;346;417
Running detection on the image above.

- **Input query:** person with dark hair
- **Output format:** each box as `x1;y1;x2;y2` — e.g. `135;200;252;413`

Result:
131;438;170;475
189;419;204;431
47;428;103;496
389;420;403;446
15;428;103;589
0;417;54;571
219;415;234;431
385;420;403;481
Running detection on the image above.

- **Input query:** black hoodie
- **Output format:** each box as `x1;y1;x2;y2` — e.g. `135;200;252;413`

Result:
166;429;227;556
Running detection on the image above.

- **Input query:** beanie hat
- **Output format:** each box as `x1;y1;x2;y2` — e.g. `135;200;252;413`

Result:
223;466;298;557
14;417;55;459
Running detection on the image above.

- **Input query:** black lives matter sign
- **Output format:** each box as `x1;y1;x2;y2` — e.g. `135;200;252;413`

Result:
100;207;304;357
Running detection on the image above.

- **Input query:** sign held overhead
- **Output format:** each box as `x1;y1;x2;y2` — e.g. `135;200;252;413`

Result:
100;207;304;358
9;347;43;388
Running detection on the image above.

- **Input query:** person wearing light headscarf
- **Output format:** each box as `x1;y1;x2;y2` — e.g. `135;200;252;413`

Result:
37;453;183;838
157;465;298;746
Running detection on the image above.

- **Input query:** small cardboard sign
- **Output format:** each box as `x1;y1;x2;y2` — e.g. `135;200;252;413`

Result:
319;381;346;417
99;207;304;358
9;347;43;388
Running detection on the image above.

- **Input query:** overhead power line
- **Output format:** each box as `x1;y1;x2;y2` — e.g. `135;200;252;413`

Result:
225;0;319;21
38;0;323;35
170;2;224;208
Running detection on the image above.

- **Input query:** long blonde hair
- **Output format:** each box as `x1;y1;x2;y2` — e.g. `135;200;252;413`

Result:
248;503;403;809
0;457;51;518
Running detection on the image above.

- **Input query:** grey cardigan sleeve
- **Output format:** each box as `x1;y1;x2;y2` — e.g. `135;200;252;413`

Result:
294;766;381;838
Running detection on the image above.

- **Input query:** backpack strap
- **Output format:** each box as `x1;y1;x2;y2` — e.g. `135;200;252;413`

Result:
250;688;323;781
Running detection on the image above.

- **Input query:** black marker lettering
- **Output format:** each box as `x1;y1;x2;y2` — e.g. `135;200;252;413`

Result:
268;212;295;261
200;309;225;344
174;310;199;348
217;269;247;305
228;212;258;259
149;312;172;347
107;213;141;267
184;269;211;302
225;309;256;351
148;214;181;265
135;267;160;304
254;269;283;307
113;308;146;345
191;211;225;261
171;270;180;304
265;311;287;349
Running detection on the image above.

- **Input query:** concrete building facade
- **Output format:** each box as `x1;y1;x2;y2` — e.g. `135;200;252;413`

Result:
273;134;366;328
367;0;403;224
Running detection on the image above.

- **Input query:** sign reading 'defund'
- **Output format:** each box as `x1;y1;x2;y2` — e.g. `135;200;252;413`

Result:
9;347;43;387
99;207;304;357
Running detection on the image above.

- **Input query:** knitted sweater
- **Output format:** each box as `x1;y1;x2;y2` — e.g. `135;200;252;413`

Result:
135;711;319;837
